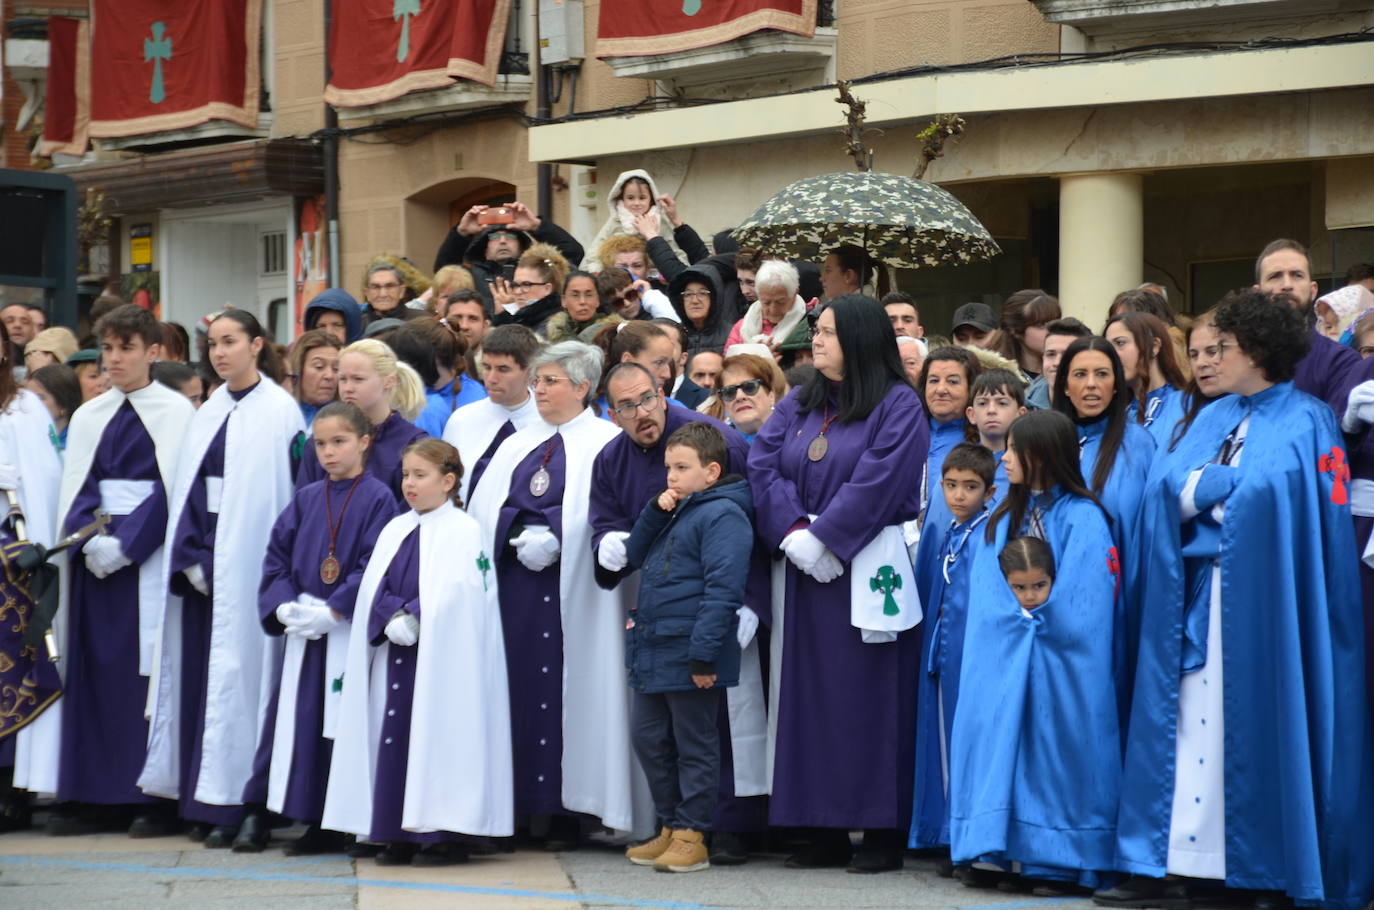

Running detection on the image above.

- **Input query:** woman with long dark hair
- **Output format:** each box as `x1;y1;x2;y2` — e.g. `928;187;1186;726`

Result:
1104;291;1374;910
988;290;1061;380
949;410;1120;893
1104;311;1188;447
140;309;305;847
748;295;928;873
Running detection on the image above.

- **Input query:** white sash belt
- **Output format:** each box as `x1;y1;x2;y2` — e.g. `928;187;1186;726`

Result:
204;476;224;515
1350;478;1374;519
98;479;155;516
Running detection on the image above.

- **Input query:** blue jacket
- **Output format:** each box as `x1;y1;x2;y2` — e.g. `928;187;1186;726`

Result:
303;288;363;343
624;475;752;693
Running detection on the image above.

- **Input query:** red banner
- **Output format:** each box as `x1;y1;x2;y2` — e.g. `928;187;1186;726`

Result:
38;16;89;157
596;0;816;57
325;0;512;108
88;0;262;138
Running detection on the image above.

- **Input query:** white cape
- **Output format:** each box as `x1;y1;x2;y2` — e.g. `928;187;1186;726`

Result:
139;378;303;806
13;382;192;795
468;407;653;838
322;502;513;837
442;394;540;507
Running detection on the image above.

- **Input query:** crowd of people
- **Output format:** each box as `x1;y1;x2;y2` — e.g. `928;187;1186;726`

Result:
3;167;1374;908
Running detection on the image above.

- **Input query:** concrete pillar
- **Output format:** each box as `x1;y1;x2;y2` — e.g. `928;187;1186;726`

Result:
1058;172;1144;325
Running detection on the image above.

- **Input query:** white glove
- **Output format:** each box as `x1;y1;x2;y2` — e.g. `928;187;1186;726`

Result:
0;462;18;491
736;606;759;648
384;611;420;647
1342;380;1374;434
597;531;631;573
286;604;340;641
184;563;210;596
781;529;826;573
810;550;845;584
513;525;560;572
276;602;302;628
83;534;132;579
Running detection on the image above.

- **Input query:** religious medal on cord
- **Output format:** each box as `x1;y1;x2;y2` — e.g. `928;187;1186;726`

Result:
808;405;839;462
321;474;365;585
530;438;558;497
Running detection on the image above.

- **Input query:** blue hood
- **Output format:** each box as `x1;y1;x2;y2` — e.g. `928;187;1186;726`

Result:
304;288;363;343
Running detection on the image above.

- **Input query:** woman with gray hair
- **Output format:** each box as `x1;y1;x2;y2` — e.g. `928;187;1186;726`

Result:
468;341;653;846
724;260;810;354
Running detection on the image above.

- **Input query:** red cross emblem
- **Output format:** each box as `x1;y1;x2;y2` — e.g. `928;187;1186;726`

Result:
1318;446;1350;506
1107;546;1121;602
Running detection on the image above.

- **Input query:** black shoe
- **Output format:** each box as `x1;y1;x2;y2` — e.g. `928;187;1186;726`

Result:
346;836;383;858
957;865;1009;889
996;876;1029;893
1094;876;1193;910
187;822;211;843
784;829;852;869
709;831;750;866
0;789;32;833
1032;881;1091;898
46;806;116;837
284;825;349;856
128;811;181;839
203;824;238;849
374;842;418;866
543;815;581;852
412;842;470;867
847;828;903;874
1253;893;1293;910
935;857;955;878
230;812;269;853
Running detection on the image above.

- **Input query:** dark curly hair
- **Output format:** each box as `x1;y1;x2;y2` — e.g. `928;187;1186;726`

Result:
1212;289;1310;384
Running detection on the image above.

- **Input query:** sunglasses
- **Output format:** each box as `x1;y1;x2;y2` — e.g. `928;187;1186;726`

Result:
613;287;641;305
719;379;765;402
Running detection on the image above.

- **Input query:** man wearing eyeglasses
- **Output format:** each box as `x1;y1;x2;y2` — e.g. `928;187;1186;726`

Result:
432;201;585;310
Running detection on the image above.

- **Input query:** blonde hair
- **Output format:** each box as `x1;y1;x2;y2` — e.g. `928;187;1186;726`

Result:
430;265;476;313
518;242;570;290
340;338;426;422
596;233;648;271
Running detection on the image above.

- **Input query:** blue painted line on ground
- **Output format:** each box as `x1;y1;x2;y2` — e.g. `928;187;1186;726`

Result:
952;900;1089;910
0;854;726;909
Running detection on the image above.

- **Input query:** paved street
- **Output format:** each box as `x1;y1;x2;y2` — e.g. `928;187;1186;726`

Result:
0;824;1096;910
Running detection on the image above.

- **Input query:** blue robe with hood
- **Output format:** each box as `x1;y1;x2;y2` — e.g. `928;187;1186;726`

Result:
303;288;363;344
1116;382;1374;909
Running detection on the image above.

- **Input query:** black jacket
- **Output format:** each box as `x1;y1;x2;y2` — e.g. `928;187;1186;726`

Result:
493;292;561;340
432;219;585;309
668;262;733;354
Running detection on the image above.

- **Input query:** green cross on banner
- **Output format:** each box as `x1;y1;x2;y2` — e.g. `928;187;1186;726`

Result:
143;21;172;104
869;565;902;617
476;551;491;591
394;0;421;63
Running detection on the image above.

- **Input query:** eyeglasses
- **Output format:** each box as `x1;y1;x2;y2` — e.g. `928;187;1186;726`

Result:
366;282;403;292
529;374;569;389
511;280;550;292
613;288;641;305
719;379;765;402
1188;341;1238;362
680;290;712;300
809;325;837;340
610;391;661;418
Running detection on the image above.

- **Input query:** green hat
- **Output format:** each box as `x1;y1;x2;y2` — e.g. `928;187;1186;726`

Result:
66;349;99;365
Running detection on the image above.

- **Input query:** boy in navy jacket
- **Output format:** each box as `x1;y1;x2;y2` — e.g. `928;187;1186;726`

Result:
621;421;752;873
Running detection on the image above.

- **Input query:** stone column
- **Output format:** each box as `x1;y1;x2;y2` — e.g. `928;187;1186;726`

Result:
1058;172;1144;325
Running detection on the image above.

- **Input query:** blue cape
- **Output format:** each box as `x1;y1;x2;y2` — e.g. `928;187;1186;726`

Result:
949;486;1122;878
1116;382;1374;908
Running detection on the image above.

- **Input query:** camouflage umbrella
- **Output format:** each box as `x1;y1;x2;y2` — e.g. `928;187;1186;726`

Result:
730;171;1000;269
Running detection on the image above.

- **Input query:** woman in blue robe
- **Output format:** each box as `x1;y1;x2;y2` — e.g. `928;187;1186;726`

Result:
748;295;928;873
1103;291;1374;910
949;410;1120;893
1104;311;1188;450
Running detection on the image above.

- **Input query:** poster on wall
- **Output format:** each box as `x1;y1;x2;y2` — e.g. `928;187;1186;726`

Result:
293;194;329;335
121;271;161;318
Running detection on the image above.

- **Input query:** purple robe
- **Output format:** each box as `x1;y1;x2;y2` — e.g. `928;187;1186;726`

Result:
587;408;764;830
494;438;569;818
297;410;425;503
363;526;449;844
748;383;929;830
58;401;168;805
1296;329;1362;417
251;474;396;822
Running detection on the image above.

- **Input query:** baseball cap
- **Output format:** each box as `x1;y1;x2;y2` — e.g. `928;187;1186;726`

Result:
951;302;997;335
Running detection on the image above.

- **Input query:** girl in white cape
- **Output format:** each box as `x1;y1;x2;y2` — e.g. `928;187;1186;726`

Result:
138;310;304;847
322;439;512;867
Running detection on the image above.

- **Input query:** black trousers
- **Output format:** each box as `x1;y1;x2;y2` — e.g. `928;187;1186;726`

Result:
630;687;722;832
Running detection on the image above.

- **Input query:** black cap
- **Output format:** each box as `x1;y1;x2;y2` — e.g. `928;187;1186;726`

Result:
951;302;997;334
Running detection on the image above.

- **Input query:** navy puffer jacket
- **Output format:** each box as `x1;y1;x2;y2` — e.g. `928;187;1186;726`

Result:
623;475;752;693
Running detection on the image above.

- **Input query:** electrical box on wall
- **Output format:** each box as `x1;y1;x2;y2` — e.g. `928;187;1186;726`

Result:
539;0;585;65
572;167;598;209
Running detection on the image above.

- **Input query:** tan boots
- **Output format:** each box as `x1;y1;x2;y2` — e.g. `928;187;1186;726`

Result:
624;827;710;873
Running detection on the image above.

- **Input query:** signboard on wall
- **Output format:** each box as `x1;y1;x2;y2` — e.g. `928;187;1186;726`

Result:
130;222;153;272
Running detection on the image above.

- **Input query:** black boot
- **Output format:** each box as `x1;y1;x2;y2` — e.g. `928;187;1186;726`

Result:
203;824;239;849
1093;876;1193;910
230;809;269;853
847;828;903;874
784;827;852;869
412;842;470;867
709;831;750;866
284;824;349;856
128;806;181;839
